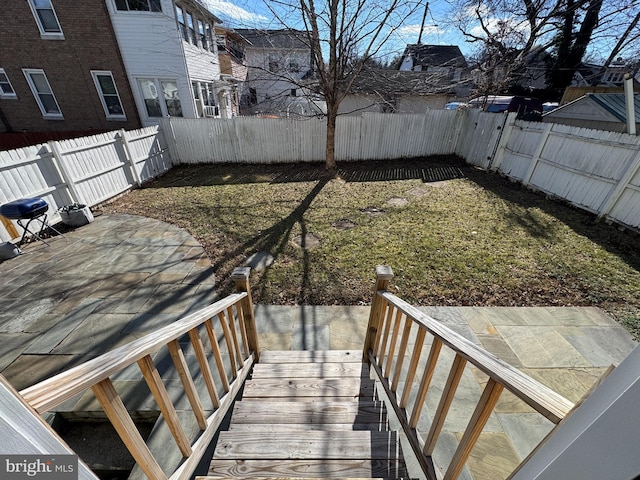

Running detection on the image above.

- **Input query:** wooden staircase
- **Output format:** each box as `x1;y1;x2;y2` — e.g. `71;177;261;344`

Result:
201;349;411;479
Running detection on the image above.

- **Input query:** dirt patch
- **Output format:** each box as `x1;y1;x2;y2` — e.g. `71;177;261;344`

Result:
332;219;356;230
292;233;321;249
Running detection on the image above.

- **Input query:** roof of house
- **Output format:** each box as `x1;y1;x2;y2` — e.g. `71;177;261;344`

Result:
546;93;640;123
589;93;640;123
400;44;468;69
235;29;309;50
348;68;470;96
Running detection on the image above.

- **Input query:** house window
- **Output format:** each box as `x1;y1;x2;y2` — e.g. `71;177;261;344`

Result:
198;19;208;50
0;69;17;98
138;78;183;119
268;55;279;73
249;88;257;105
186;12;197;45
28;0;63;37
114;0;162;12
91;71;126;119
216;34;227;52
289;61;300;73
23;69;62;118
606;71;624;84
176;6;188;42
291;88;297;97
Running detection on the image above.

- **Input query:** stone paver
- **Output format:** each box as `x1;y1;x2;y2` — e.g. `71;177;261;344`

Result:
0;212;637;480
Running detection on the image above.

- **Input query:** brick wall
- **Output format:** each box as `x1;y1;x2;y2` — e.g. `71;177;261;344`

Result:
0;1;141;135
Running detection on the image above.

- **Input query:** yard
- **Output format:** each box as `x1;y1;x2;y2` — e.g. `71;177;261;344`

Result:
103;156;640;340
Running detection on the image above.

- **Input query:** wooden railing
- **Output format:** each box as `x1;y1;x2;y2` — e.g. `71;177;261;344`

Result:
363;266;575;480
20;267;259;480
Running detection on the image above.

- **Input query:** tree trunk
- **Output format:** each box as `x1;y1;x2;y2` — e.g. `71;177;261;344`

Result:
325;103;337;170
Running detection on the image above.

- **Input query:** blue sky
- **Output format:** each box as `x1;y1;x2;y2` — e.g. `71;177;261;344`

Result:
203;0;475;61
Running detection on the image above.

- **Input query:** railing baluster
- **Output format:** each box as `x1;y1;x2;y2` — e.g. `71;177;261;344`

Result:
372;298;389;356
384;310;403;380
410;337;443;429
444;378;504;480
204;319;230;392
91;378;168;480
188;328;220;409
424;353;467;455
227;305;244;366
167;340;207;430
400;326;427;408
391;315;413;392
217;311;238;377
377;303;395;367
235;301;250;358
137;354;192;457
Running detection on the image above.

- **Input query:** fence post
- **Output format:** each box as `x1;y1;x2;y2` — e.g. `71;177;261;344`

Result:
161;118;180;166
231;267;260;362
522;123;553;187
489;112;517;172
363;265;394;363
47;141;82;205
598;147;640;221
118;129;142;187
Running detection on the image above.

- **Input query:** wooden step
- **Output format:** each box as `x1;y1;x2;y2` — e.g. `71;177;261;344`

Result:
213;431;401;460
258;350;362;364
230;400;387;426
242;378;376;399
202;459;409;478
251;362;369;378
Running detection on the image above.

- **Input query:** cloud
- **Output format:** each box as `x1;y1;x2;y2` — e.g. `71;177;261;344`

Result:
397;24;445;38
202;0;269;25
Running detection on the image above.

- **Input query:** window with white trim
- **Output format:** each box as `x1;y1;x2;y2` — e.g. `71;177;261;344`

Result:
114;0;161;12
138;78;183;119
23;69;62;118
0;69;17;98
28;0;63;37
176;6;188;42
186;11;197;45
91;71;126;119
198;19;208;50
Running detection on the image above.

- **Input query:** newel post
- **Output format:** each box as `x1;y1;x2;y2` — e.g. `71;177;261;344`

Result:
231;267;260;362
363;265;394;362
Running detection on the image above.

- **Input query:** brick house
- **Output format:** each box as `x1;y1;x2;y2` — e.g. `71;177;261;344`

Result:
0;0;141;144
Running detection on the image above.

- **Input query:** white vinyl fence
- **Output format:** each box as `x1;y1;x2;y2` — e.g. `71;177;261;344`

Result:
2;110;640;243
483;113;640;229
0;127;172;242
161;110;464;164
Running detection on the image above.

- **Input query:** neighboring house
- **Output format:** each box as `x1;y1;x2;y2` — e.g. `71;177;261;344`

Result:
542;93;640;133
234;29;316;116
0;0;141;144
106;0;234;125
339;65;473;116
398;44;469;85
215;26;250;117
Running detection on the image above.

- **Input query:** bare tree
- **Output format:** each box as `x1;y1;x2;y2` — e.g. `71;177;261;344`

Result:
448;0;640;94
263;0;420;169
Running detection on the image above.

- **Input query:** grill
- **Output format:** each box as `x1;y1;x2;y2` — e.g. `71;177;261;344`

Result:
0;198;62;246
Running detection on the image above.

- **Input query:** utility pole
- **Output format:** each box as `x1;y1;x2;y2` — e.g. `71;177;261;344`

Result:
416;2;429;44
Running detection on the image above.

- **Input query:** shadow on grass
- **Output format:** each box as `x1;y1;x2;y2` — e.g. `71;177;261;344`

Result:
148;156;467;188
465;167;640;272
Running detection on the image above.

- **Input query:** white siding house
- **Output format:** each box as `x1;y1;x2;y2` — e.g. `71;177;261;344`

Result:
105;0;231;126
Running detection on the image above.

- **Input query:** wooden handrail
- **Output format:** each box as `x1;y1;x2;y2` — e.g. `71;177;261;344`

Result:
364;265;575;480
18;268;259;480
378;291;574;423
21;293;247;412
